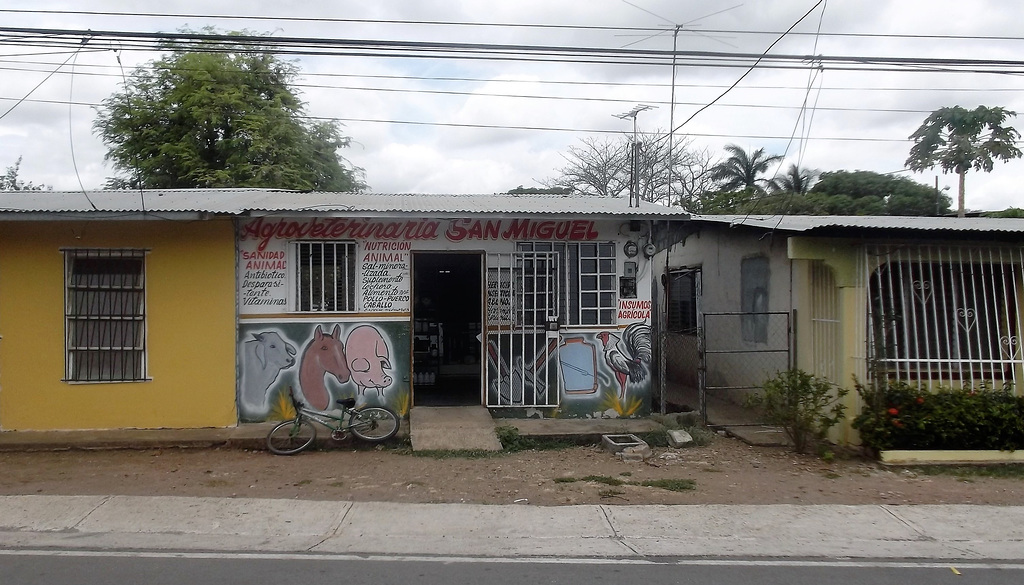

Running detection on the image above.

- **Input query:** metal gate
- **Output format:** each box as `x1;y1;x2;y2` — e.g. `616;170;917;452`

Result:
699;311;791;425
485;251;561;407
661;268;702;412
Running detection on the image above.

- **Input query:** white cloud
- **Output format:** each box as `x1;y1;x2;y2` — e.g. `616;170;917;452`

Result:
2;0;1024;210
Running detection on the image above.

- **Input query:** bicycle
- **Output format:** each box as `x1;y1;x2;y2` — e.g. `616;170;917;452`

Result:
266;389;401;455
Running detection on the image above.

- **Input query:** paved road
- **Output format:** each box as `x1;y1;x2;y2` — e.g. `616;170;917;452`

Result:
2;550;1023;585
2;495;1024;561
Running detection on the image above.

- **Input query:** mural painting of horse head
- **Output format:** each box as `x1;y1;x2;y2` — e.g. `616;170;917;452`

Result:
299;324;351;410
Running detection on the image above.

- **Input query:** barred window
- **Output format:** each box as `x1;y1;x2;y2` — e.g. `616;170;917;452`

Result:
517;242;617;325
870;260;1018;375
296;241;356;312
64;249;147;382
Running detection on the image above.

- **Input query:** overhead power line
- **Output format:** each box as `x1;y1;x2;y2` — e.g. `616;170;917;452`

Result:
3;8;1024;43
3;26;1024;74
3;57;1021;94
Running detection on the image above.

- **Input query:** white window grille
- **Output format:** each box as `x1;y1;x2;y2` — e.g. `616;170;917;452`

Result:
296;241;356;312
866;244;1024;388
517;241;617;326
64;249;147;382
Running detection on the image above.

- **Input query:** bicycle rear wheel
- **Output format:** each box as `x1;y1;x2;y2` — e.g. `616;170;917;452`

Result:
348;407;400;442
266;418;317;455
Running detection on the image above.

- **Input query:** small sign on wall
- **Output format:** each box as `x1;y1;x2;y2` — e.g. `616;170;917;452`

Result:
359;241;411;312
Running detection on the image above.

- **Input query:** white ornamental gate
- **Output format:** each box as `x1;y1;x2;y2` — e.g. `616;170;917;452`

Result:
485;251;561;407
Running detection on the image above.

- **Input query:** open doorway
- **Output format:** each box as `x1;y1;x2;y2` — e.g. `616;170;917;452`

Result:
412;252;482;406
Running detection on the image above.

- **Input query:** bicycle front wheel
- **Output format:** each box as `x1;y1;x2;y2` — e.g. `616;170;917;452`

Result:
348;407;400;442
266;418;317;455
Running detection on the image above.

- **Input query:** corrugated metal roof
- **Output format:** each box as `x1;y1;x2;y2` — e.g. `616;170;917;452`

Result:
690;214;1024;233
0;189;688;218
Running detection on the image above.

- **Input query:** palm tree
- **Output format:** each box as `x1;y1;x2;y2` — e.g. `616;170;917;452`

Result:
710;144;783;193
772;164;820;194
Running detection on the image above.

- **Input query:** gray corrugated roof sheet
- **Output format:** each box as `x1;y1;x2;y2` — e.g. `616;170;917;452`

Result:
0;189;688;218
690;214;1024;233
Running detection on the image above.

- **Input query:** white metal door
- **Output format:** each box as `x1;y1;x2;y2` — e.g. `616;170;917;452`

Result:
485;251;560;407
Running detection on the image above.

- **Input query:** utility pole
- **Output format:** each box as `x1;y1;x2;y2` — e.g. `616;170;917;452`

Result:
614;104;656;208
667;25;680;208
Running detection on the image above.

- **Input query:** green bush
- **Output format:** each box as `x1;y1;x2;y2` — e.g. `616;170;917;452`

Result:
749;369;848;454
853;379;1024;452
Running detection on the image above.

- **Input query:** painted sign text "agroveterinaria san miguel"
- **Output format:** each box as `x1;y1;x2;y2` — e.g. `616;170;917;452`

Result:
241;218;601;250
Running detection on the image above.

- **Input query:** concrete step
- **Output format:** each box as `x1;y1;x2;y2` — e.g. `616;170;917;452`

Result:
409;406;502;452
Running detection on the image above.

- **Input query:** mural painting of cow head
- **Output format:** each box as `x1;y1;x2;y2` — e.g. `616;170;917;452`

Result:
239;331;297;419
298;324;351;410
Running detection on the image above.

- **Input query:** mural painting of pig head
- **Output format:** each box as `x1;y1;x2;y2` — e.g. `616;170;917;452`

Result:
346;325;393;397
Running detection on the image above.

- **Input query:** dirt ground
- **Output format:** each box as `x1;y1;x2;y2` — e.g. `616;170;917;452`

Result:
1;435;1022;506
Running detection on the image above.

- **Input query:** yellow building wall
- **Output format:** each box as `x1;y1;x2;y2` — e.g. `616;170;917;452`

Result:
0;220;238;430
788;237;865;444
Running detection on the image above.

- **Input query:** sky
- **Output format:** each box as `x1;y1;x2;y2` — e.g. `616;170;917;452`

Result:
2;0;1024;212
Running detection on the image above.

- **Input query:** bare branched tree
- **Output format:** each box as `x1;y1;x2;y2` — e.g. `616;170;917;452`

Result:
546;136;630;198
545;132;718;210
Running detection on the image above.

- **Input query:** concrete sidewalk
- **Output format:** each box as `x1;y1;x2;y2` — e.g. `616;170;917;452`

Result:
1;495;1022;561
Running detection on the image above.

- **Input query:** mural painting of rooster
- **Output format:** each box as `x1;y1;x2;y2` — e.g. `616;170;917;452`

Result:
596;322;652;398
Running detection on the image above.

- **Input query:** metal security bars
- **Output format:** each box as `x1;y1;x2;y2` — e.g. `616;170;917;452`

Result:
516;241;617;326
485;251;560;408
866;244;1024;388
296;241;356;312
810;261;841;383
64;249;147;382
579;242;617;325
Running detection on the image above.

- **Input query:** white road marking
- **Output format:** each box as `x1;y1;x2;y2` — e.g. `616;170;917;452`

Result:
1;548;1023;569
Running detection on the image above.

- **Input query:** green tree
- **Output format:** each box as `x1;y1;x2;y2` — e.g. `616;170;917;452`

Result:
506;185;572;194
95;30;365;191
810;170;950;216
906;105;1021;217
1;157;49;191
709;144;783;194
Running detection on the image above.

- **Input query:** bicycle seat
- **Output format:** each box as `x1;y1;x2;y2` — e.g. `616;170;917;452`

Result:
336;398;356;409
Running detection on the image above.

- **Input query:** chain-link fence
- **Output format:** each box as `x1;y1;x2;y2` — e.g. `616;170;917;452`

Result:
661;330;701;412
698;311;791;426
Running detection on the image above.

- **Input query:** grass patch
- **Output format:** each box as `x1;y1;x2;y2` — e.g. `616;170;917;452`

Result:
328;481;345;488
598;488;626;498
409;449;501;459
555;475;696;492
637;478;696;492
495;425;580;452
909;464;1024;479
201;479;231;487
580;475;625;486
823;471;841;479
619;471;633;477
294;479;313;486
